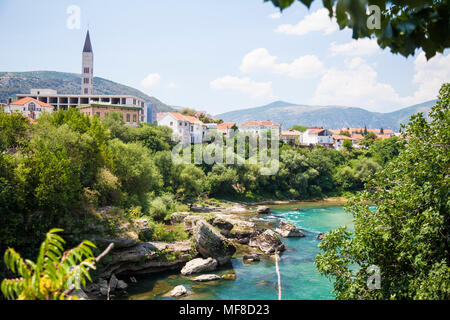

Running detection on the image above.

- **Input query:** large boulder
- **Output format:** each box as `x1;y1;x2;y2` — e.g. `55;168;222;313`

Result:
181;257;218;275
275;222;305;238
193;220;236;265
257;206;271;214
249;229;285;254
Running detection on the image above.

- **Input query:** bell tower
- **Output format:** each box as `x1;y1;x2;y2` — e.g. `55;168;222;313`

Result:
81;30;94;95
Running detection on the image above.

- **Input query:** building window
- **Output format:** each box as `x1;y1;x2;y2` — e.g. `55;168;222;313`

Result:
179;121;182;126
185;122;187;126
84;88;88;94
133;114;137;122
133;99;136;105
96;112;100;117
83;78;90;84
170;122;173;126
126;114;130;122
84;67;89;73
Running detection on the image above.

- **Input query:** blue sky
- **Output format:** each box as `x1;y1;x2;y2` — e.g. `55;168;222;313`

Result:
0;0;448;115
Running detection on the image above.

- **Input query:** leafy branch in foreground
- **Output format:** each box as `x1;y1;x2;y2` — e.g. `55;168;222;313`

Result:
315;83;450;300
265;0;450;60
1;229;113;300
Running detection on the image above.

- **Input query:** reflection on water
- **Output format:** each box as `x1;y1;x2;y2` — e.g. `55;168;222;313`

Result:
123;203;354;300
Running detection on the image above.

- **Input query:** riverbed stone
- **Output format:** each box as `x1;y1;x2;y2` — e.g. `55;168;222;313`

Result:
193;220;236;265
170;285;187;297
181;257;218;275
249;229;285;254
275;222;305;238
192;274;221;282
257;206;271;214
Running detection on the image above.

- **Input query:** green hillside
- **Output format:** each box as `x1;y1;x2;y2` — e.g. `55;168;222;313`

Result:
216;100;436;131
0;71;176;112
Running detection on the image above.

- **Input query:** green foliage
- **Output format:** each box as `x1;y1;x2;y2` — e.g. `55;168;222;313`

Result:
291;125;308;132
0;112;29;152
148;222;189;242
265;0;450;59
315;83;450;299
148;193;180;222
342;139;353;151
1;229;96;300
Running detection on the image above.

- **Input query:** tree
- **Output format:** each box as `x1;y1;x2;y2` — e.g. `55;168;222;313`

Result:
1;229;97;300
265;0;450;59
315;83;450;299
292;125;308;132
339;130;351;137
342;139;353;152
0;112;29;152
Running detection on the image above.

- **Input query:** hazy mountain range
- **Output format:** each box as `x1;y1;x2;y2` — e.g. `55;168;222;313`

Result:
0;71;435;130
0;71;177;112
216;100;436;131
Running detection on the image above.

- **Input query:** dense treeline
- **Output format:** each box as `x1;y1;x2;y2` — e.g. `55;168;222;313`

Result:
0;107;403;278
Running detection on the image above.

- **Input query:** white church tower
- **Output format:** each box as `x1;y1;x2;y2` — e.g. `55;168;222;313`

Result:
81;30;94;95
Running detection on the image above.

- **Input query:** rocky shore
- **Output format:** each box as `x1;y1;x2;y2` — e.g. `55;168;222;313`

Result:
77;200;307;299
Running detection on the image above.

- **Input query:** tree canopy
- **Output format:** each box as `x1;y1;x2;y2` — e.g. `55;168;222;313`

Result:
315;83;449;299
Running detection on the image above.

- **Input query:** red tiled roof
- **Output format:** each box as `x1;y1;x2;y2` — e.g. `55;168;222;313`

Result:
182;115;204;125
308;129;325;135
240;120;281;127
351;134;364;140
159;112;204;125
333;135;353;141
11;97;53;108
308;126;323;130
281;130;301;136
217;122;235;130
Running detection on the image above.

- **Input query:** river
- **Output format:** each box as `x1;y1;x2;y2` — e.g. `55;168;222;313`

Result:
122;202;354;300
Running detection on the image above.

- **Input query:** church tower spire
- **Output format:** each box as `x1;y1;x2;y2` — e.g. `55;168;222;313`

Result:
81;30;94;95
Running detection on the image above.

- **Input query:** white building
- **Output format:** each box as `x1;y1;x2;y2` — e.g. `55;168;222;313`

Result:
333;135;354;150
157;112;206;144
217;122;236;138
4;97;54;120
281;129;302;144
238;121;281;135
302;128;333;147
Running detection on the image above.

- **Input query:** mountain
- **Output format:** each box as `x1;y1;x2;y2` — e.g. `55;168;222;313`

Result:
216;100;436;131
0;71;176;112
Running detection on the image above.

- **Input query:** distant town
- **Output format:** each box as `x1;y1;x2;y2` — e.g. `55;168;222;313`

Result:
1;30;401;152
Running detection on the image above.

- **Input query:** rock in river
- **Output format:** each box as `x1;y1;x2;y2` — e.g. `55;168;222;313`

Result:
249;229;285;254
181;257;218;275
193;220;236;265
192;274;221;282
170;285;188;297
275;222;305;238
257;206;271;214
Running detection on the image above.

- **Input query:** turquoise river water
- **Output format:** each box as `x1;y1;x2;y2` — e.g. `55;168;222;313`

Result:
124;203;354;300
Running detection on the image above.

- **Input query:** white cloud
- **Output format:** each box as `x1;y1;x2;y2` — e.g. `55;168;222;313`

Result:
141;73;161;88
330;38;379;56
275;8;337;36
309;53;450;111
168;82;177;89
403;52;450;104
210;76;273;99
309;58;402;110
240;48;325;78
268;12;282;19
